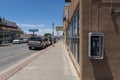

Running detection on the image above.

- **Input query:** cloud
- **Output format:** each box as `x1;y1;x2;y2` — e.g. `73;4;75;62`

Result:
38;29;63;36
17;23;63;36
24;28;52;35
17;23;45;28
24;28;60;36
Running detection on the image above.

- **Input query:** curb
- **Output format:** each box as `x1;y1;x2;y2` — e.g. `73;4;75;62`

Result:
0;46;51;80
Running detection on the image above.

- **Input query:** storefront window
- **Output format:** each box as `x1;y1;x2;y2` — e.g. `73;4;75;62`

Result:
66;10;80;64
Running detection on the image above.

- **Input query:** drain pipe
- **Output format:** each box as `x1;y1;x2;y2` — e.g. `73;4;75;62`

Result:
90;0;92;32
97;1;101;32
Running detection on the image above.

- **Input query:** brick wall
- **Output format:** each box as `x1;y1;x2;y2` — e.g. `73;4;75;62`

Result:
81;0;120;80
64;0;120;80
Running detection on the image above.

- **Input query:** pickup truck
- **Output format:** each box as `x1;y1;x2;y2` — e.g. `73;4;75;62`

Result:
28;37;46;50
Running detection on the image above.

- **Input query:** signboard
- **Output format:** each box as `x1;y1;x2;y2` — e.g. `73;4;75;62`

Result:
29;29;39;32
56;26;63;31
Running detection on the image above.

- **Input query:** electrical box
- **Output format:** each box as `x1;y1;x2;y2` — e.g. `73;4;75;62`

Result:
88;32;104;59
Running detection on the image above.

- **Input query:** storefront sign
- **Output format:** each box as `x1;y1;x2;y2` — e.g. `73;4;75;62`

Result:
56;26;63;31
29;29;39;32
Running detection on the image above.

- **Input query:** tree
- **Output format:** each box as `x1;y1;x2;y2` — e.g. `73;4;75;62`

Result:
0;17;6;26
44;33;52;37
20;31;24;34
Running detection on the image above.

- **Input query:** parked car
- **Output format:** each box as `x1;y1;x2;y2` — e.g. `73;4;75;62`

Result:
22;38;28;43
28;37;46;50
44;38;51;46
0;39;3;44
47;37;53;45
12;38;23;44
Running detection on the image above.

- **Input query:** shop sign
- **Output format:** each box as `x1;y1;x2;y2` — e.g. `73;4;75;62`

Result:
29;29;39;32
56;26;63;31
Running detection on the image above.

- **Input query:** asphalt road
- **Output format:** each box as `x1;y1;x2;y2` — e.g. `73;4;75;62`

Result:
0;44;38;72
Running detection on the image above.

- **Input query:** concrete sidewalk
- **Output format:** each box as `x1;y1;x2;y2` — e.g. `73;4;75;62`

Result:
7;41;79;80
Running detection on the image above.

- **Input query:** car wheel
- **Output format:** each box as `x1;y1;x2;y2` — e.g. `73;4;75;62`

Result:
42;46;45;49
29;47;32;50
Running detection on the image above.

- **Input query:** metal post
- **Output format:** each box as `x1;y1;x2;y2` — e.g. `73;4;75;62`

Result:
52;22;54;37
57;31;58;37
52;22;55;44
3;29;5;44
2;27;5;44
33;32;35;37
25;32;26;37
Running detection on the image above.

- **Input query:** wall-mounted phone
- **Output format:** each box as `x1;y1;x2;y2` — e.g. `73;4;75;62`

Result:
88;32;104;59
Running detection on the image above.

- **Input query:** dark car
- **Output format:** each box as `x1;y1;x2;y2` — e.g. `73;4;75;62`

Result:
0;39;3;45
28;37;46;50
44;38;51;46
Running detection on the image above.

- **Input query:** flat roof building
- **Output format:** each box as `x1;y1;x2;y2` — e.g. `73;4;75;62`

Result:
0;17;22;43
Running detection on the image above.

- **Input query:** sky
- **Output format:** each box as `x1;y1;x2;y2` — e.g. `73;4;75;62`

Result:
0;0;65;36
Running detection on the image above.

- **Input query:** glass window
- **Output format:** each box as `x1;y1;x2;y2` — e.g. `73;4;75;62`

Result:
66;10;80;64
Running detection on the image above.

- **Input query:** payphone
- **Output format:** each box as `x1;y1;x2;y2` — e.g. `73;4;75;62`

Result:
88;32;104;59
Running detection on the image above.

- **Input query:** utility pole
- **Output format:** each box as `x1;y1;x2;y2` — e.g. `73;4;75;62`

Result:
33;32;35;37
2;28;5;44
52;22;55;44
52;22;54;37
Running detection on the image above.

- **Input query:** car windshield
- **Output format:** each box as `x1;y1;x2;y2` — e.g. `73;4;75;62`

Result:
14;38;20;40
44;38;48;41
29;37;42;41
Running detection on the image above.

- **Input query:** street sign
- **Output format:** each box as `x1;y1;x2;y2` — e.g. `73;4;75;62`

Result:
29;29;39;32
56;26;63;31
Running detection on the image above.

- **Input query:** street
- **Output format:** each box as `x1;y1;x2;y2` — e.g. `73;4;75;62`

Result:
6;42;79;80
0;44;38;72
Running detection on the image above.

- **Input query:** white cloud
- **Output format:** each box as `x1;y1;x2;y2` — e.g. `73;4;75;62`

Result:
24;28;61;36
38;29;63;36
24;28;52;35
39;29;52;35
18;23;63;36
17;23;45;28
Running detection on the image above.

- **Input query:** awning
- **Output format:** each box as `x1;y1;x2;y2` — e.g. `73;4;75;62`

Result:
2;27;19;31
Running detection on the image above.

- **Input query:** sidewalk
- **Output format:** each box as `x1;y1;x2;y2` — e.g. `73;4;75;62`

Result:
7;41;80;80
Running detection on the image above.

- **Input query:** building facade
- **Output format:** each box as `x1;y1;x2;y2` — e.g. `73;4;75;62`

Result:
0;17;22;43
63;0;120;80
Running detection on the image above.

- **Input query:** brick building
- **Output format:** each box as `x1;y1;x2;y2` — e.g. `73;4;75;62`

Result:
63;0;120;80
